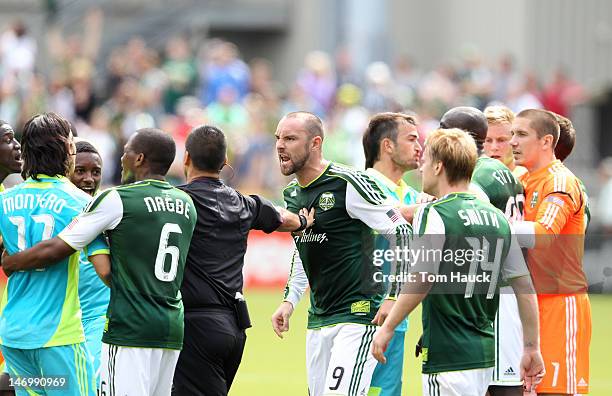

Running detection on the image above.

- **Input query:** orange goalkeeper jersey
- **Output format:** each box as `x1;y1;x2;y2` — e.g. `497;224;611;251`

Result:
520;159;588;294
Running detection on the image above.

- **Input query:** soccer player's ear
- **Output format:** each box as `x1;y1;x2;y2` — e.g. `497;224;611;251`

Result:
135;152;145;167
433;161;443;176
183;151;191;178
542;134;554;151
382;138;393;155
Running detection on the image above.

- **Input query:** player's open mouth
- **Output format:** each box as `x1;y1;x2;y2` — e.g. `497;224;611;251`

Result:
279;154;291;164
81;186;96;194
490;155;500;159
14;152;22;165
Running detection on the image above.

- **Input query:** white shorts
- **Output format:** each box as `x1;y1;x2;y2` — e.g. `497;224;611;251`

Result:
491;288;523;386
423;367;494;396
99;343;180;396
306;323;377;396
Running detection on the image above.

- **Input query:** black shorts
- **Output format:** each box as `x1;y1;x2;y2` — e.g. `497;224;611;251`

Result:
172;308;247;396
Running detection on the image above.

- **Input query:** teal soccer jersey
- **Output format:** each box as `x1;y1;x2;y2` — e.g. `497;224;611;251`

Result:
0;175;103;349
366;168;417;332
79;237;110;321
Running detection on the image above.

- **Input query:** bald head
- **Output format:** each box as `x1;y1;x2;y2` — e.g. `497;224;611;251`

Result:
282;111;324;139
440;106;488;150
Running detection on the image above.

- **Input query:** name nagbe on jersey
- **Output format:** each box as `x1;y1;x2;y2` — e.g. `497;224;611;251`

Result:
143;195;191;219
2;192;66;215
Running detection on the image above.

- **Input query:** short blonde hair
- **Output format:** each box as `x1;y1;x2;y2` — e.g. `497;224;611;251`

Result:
425;128;478;184
484;105;515;126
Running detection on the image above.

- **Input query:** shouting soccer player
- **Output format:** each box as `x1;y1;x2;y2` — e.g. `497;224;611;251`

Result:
3;128;197;396
511;109;591;395
371;128;545;396
271;111;411;396
0;113;108;396
0;120;22;191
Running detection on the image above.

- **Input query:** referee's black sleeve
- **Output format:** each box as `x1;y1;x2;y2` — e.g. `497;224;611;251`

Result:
247;194;282;233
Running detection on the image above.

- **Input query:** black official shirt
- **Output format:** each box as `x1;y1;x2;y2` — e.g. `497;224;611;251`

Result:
179;176;282;310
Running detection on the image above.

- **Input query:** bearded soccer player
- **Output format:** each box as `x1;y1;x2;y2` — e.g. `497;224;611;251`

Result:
360;112;421;396
69;140;109;384
3;128;196;396
371;128;544;396
511;109;591;395
0;113;109;396
271;111;411;396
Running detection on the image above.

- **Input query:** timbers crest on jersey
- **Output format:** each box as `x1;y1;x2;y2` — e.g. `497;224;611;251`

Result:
318;191;335;211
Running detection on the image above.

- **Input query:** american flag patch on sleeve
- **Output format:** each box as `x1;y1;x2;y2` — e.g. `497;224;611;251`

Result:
545;196;565;207
386;208;401;223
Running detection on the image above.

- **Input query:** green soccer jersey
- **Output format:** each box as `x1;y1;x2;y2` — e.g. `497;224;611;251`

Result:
59;179;197;349
283;163;411;329
411;192;528;374
470;157;525;221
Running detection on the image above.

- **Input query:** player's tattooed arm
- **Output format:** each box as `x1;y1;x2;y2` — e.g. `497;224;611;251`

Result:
2;237;75;274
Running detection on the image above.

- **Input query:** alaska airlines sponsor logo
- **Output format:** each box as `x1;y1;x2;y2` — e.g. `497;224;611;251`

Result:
293;229;328;244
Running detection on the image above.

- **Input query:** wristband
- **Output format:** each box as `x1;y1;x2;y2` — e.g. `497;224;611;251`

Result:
294;214;307;232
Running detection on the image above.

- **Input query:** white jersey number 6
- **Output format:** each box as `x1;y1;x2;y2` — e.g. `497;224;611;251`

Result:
154;223;182;282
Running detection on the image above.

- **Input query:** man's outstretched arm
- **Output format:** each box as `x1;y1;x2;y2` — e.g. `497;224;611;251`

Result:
2;237;75;273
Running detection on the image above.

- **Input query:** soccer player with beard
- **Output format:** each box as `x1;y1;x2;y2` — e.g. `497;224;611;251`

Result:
271;111;411;396
362;112;421;396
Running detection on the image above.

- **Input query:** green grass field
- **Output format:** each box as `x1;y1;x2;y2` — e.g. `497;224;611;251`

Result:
231;290;612;395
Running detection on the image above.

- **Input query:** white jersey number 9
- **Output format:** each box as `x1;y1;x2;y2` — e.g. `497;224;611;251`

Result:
154;223;183;282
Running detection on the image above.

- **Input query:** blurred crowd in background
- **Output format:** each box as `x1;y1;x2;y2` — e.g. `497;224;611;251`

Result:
0;11;600;201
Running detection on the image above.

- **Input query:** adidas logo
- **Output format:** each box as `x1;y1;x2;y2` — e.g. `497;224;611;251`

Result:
578;378;588;387
504;367;517;376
